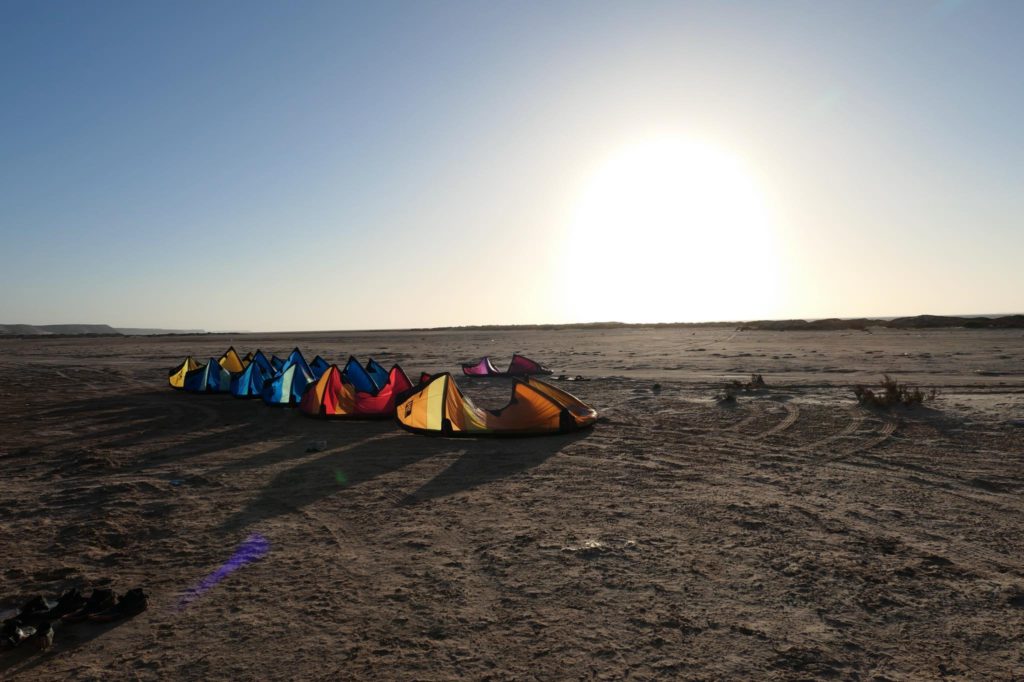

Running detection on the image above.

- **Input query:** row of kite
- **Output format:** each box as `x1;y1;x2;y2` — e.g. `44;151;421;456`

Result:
167;347;597;436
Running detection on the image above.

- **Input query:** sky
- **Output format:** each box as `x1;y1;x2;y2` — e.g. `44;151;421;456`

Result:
1;0;1022;330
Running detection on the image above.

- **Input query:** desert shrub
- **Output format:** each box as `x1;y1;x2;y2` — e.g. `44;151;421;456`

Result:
730;374;766;390
854;375;938;408
720;374;765;402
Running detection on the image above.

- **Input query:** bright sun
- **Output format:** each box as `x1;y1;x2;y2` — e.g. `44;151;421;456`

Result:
564;136;781;323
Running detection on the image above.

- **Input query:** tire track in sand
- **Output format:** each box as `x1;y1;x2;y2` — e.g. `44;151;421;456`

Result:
749;401;801;442
827;416;898;462
796;407;866;455
722;401;771;435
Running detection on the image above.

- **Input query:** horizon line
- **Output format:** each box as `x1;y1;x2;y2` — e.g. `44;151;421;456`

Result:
6;312;1023;336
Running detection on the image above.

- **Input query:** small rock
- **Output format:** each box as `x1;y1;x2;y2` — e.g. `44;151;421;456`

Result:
306;440;328;453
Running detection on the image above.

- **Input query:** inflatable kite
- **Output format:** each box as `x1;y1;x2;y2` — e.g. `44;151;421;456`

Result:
168;355;201;389
299;363;413;418
218;346;246;374
231;350;273;398
461;354;552;377
183;357;231;393
396;373;596;436
310;355;331;379
261;348;315;406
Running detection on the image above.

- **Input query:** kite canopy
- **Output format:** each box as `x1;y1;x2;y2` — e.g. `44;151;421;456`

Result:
168;356;201;389
365;358;389;390
341;356;379;393
396;373;596;436
183;357;231;393
261;348;315;406
282;348;306;365
462;357;500;376
300;364;413;418
270;355;285;372
461;354;552;377
218;346;246;374
231;353;272;398
310;355;331;379
247;349;274;375
507;353;552;376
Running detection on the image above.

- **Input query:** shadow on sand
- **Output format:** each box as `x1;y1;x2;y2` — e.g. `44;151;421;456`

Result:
219;430;590;534
33;387;594;544
32;390;322;472
399;431;591;504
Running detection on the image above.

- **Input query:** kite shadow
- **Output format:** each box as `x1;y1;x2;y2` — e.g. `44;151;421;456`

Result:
32;390;326;473
217;432;453;533
399;430;590;504
218;428;591;534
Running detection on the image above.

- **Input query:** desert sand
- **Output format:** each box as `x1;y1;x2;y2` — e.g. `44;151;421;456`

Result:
1;327;1022;680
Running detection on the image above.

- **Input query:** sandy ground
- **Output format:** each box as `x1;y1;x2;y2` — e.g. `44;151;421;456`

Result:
0;327;1022;680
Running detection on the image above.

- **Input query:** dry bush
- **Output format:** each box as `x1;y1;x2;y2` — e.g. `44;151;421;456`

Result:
730;374;767;391
854;375;938;408
720;374;764;403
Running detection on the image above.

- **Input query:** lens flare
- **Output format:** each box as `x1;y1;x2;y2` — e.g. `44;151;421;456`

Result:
334;469;348;486
178;533;270;610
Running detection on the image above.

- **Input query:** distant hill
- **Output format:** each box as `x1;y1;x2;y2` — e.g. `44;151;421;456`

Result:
737;315;1024;331
0;324;205;336
0;323;120;336
115;327;207;336
735;318;875;331
0;324;50;335
421;315;1024;333
37;324;121;335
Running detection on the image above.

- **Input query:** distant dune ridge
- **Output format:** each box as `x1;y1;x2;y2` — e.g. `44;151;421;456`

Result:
0;324;121;336
422;315;1024;333
115;327;208;336
1;315;1021;337
736;314;1024;331
0;324;205;336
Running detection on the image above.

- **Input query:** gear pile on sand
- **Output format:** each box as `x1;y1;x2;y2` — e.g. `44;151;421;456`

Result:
2;588;148;653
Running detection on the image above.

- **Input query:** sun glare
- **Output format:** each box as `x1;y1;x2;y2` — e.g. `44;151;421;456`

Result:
564;137;780;323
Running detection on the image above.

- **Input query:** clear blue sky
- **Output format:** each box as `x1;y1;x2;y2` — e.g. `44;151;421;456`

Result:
2;0;1021;330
